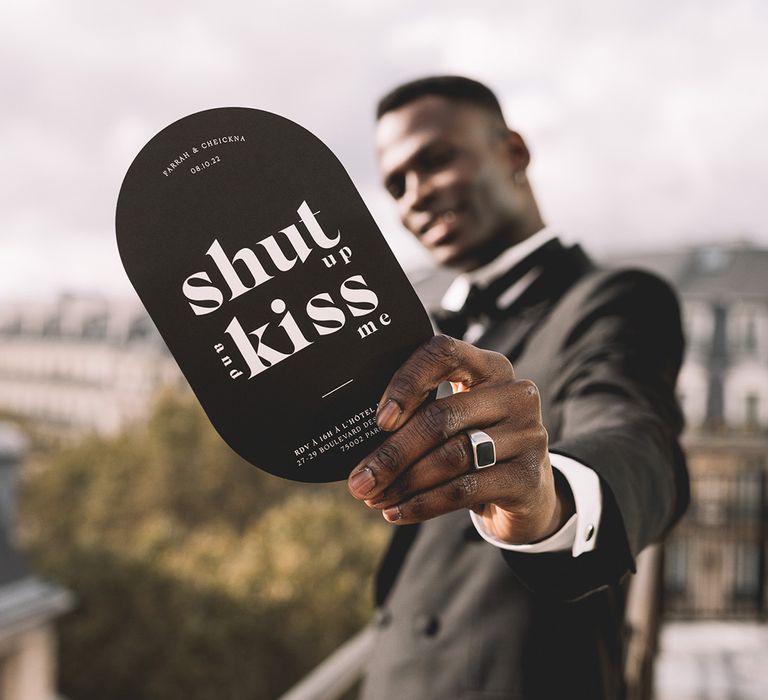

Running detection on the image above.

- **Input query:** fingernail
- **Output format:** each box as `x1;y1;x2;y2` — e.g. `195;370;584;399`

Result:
349;467;376;497
377;399;402;431
383;505;403;522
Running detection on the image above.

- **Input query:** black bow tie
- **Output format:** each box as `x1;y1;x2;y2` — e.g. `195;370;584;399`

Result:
433;238;562;338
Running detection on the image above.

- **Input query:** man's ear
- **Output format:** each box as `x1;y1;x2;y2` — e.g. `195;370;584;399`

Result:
505;129;531;175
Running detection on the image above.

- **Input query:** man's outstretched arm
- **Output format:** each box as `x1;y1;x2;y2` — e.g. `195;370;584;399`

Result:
347;270;688;600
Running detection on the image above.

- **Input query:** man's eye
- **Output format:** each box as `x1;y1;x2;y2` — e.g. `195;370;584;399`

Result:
386;179;405;199
424;149;455;171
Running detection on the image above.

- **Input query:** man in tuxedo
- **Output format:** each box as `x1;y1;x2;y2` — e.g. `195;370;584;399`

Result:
347;76;688;699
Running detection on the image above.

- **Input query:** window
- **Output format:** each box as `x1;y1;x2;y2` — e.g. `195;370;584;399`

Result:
733;470;762;520
664;539;688;594
746;393;759;429
127;317;151;342
745;317;757;354
733;542;760;599
82;315;108;340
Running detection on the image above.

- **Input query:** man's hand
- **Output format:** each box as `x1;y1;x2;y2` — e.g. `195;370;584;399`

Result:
347;335;575;545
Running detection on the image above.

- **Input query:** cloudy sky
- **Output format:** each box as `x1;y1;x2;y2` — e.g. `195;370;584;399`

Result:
2;0;767;300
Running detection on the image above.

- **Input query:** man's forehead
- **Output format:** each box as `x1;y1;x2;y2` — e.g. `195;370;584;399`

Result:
375;120;433;177
375;96;488;170
376;95;472;146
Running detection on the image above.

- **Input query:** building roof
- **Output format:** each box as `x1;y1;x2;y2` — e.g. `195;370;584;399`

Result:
0;574;74;641
0;293;165;346
606;242;768;303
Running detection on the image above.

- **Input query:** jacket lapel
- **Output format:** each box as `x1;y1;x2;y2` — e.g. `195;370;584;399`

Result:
475;298;552;360
375;524;420;606
476;243;594;360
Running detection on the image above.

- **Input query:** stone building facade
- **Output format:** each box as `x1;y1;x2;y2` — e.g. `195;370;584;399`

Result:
610;242;768;618
0;294;183;436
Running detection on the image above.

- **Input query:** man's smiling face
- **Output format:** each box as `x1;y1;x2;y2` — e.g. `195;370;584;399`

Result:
376;95;528;271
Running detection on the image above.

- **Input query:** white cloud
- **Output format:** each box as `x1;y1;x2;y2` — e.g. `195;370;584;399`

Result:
1;0;767;298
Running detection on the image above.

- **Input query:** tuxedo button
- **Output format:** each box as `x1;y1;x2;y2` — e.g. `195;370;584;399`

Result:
374;608;391;628
413;614;439;637
585;524;595;541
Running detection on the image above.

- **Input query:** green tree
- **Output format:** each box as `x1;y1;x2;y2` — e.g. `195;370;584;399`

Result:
21;390;389;700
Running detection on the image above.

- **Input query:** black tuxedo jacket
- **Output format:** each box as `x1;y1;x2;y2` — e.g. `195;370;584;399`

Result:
360;242;688;700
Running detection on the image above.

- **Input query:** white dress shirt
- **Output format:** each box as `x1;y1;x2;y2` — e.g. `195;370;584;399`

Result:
440;227;603;557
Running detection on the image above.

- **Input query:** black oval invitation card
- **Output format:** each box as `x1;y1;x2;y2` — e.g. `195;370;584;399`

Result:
116;108;433;482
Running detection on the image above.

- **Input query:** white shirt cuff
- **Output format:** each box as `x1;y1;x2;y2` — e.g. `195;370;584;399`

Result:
469;452;602;557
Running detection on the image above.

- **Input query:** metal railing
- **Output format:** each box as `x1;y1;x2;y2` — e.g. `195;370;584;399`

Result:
664;470;766;619
278;626;375;700
624;545;663;700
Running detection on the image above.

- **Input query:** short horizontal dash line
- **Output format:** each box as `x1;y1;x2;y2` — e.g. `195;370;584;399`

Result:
322;379;354;398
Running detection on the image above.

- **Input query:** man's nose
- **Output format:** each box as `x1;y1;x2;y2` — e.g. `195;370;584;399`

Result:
404;171;436;213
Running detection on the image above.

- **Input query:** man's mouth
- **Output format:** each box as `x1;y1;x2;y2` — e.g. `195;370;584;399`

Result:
419;209;456;234
419;209;461;246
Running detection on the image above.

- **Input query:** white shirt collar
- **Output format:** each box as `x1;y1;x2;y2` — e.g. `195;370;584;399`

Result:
441;226;558;312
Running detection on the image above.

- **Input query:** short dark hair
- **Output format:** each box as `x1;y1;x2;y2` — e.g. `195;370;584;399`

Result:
376;75;505;120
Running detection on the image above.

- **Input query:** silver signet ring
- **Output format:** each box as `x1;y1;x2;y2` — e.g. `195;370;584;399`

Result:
467;430;496;469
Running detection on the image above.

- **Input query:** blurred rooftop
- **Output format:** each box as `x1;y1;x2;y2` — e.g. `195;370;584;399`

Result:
608;241;768;302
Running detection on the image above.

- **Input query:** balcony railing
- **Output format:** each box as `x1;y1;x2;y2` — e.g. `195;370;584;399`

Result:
278;625;375;700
